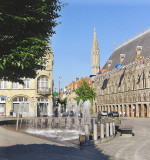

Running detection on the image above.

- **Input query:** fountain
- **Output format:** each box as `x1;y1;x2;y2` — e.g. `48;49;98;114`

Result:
15;99;92;144
82;100;92;127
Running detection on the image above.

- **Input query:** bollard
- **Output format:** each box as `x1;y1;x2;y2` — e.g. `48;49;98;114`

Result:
112;122;115;135
106;122;109;137
85;124;89;141
100;123;104;139
110;122;113;136
94;123;98;141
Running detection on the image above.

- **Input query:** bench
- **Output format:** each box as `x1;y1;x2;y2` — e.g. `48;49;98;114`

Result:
119;125;134;136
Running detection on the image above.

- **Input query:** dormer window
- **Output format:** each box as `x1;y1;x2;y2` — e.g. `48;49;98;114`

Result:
107;60;112;67
136;46;142;57
120;54;125;64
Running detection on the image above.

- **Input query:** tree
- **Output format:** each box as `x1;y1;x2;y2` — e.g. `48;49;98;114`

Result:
75;80;96;104
59;97;67;105
0;0;64;83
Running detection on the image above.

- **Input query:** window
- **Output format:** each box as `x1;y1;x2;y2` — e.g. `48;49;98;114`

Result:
23;79;30;89
0;96;6;114
38;76;48;88
12;82;18;89
37;97;48;102
13;97;29;113
37;97;48;116
37;76;49;93
0;81;7;89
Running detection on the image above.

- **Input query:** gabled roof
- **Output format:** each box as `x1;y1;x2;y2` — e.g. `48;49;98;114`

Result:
103;29;150;71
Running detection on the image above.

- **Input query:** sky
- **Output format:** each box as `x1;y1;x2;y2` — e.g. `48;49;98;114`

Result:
51;0;150;91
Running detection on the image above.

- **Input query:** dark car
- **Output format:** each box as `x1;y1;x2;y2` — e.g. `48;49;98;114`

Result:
69;111;74;117
61;112;68;117
108;111;119;117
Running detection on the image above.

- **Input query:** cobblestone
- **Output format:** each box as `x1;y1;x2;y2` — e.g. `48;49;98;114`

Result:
95;118;150;160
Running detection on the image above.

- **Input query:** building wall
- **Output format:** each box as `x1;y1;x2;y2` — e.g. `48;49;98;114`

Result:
65;77;93;111
94;57;150;118
0;52;54;117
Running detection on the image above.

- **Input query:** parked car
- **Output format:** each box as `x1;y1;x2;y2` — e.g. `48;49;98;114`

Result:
78;111;83;117
108;111;119;117
61;112;68;117
99;111;108;116
69;111;74;117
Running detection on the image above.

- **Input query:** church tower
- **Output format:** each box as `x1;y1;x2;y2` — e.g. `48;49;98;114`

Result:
91;28;100;75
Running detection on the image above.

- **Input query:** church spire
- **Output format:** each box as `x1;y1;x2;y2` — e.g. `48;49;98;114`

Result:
92;27;99;51
91;27;100;75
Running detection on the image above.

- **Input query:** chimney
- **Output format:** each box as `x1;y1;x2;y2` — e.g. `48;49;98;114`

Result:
120;54;125;64
107;60;112;67
136;46;142;57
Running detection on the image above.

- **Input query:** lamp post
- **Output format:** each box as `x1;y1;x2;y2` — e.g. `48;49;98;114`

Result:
59;77;62;99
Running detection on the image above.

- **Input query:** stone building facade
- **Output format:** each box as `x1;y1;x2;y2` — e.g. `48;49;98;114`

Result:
0;51;54;117
94;29;150;118
65;77;93;112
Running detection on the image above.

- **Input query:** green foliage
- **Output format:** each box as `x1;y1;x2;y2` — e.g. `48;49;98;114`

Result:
75;80;96;104
0;0;64;83
60;97;67;105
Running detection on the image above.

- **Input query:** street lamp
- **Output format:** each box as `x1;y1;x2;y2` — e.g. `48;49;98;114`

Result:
59;77;61;97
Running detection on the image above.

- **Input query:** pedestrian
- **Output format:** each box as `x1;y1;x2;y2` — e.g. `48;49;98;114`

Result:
124;111;126;117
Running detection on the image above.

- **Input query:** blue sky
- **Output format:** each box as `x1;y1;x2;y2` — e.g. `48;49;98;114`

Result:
51;0;150;90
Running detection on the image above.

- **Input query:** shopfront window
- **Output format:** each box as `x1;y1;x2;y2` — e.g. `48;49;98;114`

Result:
13;97;29;113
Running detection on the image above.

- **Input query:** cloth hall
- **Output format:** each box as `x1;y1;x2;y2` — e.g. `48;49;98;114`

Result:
92;29;150;118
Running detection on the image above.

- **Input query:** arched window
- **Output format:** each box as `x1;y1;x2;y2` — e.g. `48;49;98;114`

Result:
13;97;29;113
37;76;49;94
143;93;147;101
138;93;141;102
119;96;122;103
132;76;135;90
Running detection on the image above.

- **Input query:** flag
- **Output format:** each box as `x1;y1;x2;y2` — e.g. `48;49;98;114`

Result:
98;70;108;74
115;64;123;70
89;75;96;78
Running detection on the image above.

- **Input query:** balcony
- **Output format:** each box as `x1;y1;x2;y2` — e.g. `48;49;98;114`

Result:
37;87;51;95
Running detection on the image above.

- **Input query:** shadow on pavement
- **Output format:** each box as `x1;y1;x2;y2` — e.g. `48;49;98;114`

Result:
0;144;111;160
